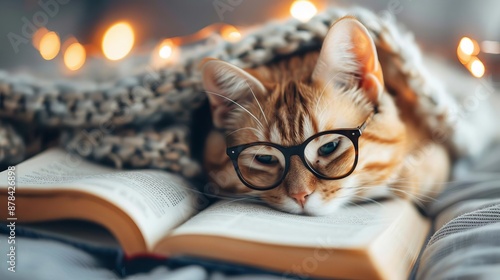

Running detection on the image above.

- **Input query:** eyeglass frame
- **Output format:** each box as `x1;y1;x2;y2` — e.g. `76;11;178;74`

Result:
225;111;376;191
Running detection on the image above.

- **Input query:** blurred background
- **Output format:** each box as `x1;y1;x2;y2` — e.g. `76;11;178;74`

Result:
0;0;498;82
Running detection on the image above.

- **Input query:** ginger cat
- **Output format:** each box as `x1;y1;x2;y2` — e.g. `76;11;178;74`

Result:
201;17;450;215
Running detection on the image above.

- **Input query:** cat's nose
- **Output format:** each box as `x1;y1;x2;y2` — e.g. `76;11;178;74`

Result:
290;191;311;208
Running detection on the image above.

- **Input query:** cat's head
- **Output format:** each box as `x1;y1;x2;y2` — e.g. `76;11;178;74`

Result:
201;17;406;215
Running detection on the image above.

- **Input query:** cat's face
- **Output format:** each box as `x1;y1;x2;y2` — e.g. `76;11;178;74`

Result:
202;17;407;215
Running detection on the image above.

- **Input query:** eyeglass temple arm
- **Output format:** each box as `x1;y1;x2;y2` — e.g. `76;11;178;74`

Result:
357;106;378;134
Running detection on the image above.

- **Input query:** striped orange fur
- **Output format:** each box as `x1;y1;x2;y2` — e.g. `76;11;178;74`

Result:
201;17;450;215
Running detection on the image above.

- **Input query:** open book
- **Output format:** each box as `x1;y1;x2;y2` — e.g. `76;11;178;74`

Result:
0;148;429;279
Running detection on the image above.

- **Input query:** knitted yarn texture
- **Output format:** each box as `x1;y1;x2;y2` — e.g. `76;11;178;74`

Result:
0;7;472;177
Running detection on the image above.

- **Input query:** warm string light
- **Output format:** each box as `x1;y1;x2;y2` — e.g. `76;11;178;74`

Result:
63;39;86;71
27;7;497;81
102;22;135;61
39;31;61;60
457;36;485;78
151;39;176;68
158;39;174;59
221;25;241;42
32;27;49;50
457;37;477;64
32;4;325;70
290;0;318;22
35;5;330;71
151;24;242;67
459;37;476;56
468;57;485;78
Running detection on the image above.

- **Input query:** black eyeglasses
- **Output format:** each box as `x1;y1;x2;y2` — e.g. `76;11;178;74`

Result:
226;111;375;191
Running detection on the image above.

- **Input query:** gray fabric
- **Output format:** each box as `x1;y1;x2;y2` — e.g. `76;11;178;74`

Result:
418;224;500;280
416;144;500;280
0;234;286;280
0;235;118;280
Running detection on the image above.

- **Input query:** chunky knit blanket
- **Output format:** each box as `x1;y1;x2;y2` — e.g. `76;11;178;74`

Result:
0;7;494;177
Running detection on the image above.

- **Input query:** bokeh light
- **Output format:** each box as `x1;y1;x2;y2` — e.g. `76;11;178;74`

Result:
158;39;174;59
468;57;485;78
221;25;241;42
290;0;317;22
102;22;135;60
459;37;475;56
39;31;61;60
32;27;49;50
458;37;480;55
64;41;86;71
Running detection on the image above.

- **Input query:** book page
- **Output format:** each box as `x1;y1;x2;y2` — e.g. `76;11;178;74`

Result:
171;199;404;248
0;149;202;250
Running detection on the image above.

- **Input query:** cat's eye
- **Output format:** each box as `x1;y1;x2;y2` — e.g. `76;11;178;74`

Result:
236;145;286;189
255;154;278;164
318;140;339;156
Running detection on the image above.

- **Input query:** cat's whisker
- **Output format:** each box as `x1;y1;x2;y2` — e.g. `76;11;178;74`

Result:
343;201;372;220
345;199;391;223
317;98;334;127
385;182;448;195
386;177;459;186
314;74;339;115
351;195;386;209
356;178;455;192
335;188;372;199
341;184;440;202
341;186;380;191
386;187;439;202
390;185;448;195
336;186;437;211
176;186;239;200
350;185;376;190
384;188;434;208
226;127;265;139
245;81;269;126
217;196;264;207
249;145;267;171
344;200;370;212
205;90;265;129
338;187;425;206
176;184;267;203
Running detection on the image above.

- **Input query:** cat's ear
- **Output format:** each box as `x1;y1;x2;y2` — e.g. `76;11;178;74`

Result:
312;17;384;104
201;58;266;128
